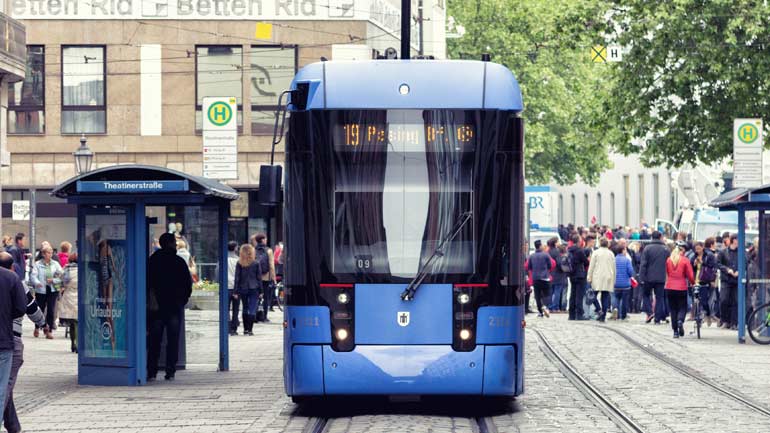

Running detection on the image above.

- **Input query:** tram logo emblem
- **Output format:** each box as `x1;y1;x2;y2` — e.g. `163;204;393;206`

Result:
397;311;410;327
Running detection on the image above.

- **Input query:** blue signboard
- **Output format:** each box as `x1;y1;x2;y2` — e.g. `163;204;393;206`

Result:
76;180;189;193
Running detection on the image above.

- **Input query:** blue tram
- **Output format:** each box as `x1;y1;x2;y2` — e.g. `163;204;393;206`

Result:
282;59;526;401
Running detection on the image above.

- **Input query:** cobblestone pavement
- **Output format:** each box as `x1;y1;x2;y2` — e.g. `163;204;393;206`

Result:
10;309;770;432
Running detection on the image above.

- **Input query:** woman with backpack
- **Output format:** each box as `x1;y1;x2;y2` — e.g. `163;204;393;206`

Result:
692;241;718;326
233;244;262;335
549;242;569;312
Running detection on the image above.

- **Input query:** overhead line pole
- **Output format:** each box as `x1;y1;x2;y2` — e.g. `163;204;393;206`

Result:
401;0;411;59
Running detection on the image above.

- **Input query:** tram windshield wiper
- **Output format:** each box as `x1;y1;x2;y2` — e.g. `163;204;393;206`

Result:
400;211;473;301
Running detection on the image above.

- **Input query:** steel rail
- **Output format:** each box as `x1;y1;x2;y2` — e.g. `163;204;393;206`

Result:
533;329;647;433
600;325;770;418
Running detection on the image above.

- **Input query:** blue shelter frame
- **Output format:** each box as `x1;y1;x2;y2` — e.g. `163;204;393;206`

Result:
711;185;770;343
52;165;239;385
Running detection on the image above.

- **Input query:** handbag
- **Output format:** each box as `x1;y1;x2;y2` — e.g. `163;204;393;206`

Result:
630;277;638;288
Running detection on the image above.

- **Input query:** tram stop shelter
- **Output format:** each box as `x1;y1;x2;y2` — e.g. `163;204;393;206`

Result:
711;185;770;343
52;165;239;385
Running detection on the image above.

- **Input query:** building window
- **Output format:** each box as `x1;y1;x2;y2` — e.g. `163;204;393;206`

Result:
571;193;576;224
638;174;645;225
623;175;630;226
653;173;660;221
597;192;602;224
195;45;243;132
250;45;297;135
610;193;616;227
558;194;564;225
62;46;106;134
584;193;589;226
9;45;45;134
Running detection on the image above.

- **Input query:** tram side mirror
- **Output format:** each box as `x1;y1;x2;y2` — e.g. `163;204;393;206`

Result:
259;165;283;205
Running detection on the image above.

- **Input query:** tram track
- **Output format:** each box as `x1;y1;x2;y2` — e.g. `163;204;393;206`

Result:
533;328;646;433
300;410;498;433
473;416;497;433
303;416;328;433
599;324;770;419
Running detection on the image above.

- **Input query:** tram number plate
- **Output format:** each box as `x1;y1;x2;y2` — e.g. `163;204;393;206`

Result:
297;316;320;327
488;316;512;327
354;255;373;272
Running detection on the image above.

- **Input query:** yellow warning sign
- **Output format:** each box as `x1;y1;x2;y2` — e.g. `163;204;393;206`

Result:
591;45;607;63
255;22;273;40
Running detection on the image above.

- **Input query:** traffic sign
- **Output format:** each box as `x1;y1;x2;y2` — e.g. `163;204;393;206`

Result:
733;118;763;188
591;45;606;63
202;97;238;180
607;45;622;62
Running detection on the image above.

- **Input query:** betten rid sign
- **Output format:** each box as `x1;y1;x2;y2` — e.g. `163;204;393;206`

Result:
11;0;360;20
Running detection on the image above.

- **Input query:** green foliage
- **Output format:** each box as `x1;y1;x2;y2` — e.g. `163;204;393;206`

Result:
603;1;770;168
447;0;612;185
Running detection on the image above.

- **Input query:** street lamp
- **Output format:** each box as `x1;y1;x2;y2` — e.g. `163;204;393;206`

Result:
73;133;94;175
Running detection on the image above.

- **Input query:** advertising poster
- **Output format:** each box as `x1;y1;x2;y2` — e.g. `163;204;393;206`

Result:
83;212;128;360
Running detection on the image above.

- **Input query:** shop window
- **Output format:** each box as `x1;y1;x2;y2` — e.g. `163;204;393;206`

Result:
195;45;243;133
61;46;106;134
9;45;45;134
250;45;297;135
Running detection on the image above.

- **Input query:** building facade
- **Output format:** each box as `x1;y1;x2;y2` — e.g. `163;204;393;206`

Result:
549;154;679;229
0;0;447;248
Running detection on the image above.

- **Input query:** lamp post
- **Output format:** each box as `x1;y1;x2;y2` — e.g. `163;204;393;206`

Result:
73;133;94;175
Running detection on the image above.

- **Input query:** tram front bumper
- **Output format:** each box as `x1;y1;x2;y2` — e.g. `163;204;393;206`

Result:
290;344;518;396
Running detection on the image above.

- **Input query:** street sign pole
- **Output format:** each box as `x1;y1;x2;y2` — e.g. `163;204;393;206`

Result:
733;118;763;188
202;97;238;180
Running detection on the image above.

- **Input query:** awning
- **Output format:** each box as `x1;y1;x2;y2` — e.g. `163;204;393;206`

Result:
51;164;240;201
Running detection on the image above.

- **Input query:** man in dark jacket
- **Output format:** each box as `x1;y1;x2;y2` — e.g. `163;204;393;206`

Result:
718;234;739;329
568;234;589;320
5;234;26;281
147;233;193;381
0;252;27;413
527;240;554;317
1;252;45;433
639;231;670;324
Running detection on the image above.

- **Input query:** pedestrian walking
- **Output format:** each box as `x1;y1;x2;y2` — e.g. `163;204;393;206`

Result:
567;234;589;320
57;241;71;268
0;252;26;425
614;243;634;320
587;238;615;322
252;234;276;320
30;245;63;339
666;242;695;338
628;242;642;313
147;233;193;381
717;234;739;329
227;241;240;335
1;236;12;251
234;244;262;335
59;253;79;353
0;251;45;433
640;231;670;324
527;240;554;318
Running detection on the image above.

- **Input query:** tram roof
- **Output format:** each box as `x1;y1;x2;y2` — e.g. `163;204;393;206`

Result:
51;164;240;201
290;60;523;111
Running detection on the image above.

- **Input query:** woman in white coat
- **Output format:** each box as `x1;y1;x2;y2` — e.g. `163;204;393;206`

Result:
31;245;63;338
587;237;616;322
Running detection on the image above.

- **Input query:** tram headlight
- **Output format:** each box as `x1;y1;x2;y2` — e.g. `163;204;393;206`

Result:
459;329;472;340
337;292;350;304
336;328;349;341
457;293;471;305
398;83;410;95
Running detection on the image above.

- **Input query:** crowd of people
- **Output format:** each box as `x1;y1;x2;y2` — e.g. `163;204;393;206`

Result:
526;223;754;339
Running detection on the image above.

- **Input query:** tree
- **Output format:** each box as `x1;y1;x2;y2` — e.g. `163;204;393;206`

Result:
602;1;770;168
447;0;612;185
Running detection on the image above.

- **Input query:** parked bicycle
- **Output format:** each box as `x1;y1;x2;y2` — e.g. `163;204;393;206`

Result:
747;301;770;345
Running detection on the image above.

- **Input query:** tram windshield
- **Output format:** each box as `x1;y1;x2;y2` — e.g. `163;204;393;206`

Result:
330;109;477;278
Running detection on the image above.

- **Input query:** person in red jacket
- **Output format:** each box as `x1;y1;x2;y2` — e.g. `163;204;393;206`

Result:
666;241;695;338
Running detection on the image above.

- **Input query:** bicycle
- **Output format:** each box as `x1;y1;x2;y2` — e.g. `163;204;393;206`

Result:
690;285;703;339
274;281;285;312
747;301;770;345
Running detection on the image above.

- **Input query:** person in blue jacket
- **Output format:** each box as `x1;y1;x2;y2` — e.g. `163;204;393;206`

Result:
613;243;635;320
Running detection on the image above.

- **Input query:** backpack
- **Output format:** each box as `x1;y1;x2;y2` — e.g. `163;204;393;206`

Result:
559;254;573;274
255;246;270;277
